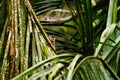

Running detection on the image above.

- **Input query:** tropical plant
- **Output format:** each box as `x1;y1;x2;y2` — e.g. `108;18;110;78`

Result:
0;0;120;80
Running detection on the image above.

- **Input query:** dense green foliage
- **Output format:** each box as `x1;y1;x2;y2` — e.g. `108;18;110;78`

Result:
0;0;120;80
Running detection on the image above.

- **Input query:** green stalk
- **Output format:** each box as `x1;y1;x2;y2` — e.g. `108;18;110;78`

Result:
106;0;113;27
94;24;116;56
24;15;31;70
18;0;26;72
26;0;56;54
33;24;42;62
48;63;64;80
14;0;19;75
102;35;120;60
0;17;8;54
0;32;11;79
83;0;93;55
12;54;75;80
94;0;118;56
9;0;18;78
32;40;37;66
67;54;82;80
112;0;118;23
74;0;86;54
28;65;57;80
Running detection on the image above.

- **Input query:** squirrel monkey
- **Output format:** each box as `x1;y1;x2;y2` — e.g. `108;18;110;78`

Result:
49;35;55;49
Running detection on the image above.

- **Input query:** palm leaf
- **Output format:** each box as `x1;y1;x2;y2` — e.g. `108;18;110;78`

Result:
73;57;119;80
0;0;56;79
0;0;120;79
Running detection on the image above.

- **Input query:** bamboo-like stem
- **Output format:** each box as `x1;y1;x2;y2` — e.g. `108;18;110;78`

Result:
26;0;56;54
67;54;81;80
30;15;43;62
83;0;93;55
0;32;11;80
0;18;8;54
94;0;118;56
18;0;24;73
34;28;43;61
18;0;26;72
9;0;17;78
14;0;19;76
24;15;31;68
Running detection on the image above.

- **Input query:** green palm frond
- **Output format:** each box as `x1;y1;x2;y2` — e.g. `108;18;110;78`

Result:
0;0;120;80
12;53;77;80
32;0;62;15
0;0;56;79
73;57;119;80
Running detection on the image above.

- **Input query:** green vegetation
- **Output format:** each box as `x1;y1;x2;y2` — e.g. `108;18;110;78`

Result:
0;0;120;80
